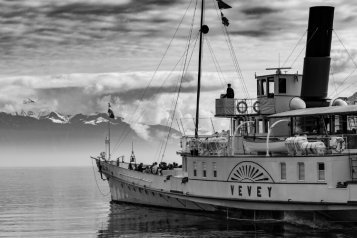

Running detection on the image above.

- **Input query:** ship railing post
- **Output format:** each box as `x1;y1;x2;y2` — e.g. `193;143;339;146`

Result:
266;119;289;157
232;121;254;155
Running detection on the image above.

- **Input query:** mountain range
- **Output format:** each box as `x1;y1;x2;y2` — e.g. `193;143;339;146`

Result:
1;111;183;167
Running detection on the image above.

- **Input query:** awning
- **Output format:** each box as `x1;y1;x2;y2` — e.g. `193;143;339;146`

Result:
268;105;357;118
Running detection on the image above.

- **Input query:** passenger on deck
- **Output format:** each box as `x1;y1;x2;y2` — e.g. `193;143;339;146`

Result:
160;162;168;171
143;166;150;173
151;162;158;174
158;164;163;175
222;84;234;99
128;163;133;170
137;163;144;172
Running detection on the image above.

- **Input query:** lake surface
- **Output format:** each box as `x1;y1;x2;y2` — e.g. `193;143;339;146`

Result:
1;167;357;237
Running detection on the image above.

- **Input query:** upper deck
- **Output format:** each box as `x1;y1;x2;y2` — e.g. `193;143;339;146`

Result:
215;72;303;118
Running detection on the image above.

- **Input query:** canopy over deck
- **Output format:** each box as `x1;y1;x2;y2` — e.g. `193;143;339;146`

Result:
268;105;357;118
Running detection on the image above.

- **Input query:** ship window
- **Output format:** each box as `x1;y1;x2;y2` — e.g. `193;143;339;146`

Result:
268;78;274;98
333;115;348;134
261;79;266;95
257;80;261;96
213;162;217;177
278;78;286;93
293;117;326;135
281;163;286;180
193;161;197;176
265;119;269;133
258;119;263;133
298;163;305;181
202;162;207;178
318;163;325;181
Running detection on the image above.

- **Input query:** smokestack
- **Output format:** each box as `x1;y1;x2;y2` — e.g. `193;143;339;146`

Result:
301;6;334;108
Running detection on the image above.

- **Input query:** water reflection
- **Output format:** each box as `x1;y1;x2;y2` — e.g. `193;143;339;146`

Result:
99;203;357;237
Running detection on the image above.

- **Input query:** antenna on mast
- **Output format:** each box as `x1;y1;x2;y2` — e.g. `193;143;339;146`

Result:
107;103;111;159
130;142;136;164
266;67;291;75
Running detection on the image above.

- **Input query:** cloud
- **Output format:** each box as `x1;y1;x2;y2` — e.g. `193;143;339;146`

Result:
229;30;270;37
330;49;357;74
241;7;281;17
130;123;150;140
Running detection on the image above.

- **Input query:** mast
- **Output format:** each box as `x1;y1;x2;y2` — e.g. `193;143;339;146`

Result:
108;103;111;159
108;115;110;159
195;0;205;138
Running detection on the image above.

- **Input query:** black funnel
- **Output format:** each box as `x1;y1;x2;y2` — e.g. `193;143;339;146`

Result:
301;6;334;107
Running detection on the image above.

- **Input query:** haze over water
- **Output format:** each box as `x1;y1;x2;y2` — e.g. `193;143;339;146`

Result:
0;167;356;237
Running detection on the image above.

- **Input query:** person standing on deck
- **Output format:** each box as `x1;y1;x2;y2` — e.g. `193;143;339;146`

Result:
222;84;234;98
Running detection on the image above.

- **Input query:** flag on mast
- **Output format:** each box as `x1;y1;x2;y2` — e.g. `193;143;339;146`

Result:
108;103;115;119
221;13;229;27
217;0;232;9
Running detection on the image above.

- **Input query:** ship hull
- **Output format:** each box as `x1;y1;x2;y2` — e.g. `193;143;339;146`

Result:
96;147;357;224
101;165;357;223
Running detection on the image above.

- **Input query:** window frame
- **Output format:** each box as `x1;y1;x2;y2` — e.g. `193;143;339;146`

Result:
280;162;287;181
267;77;274;98
261;79;266;96
298;162;305;181
193;161;197;177
317;162;325;181
257;80;261;96
278;78;286;94
213;162;217;178
202;162;207;178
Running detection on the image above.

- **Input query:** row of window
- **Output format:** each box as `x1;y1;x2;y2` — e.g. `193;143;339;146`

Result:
280;162;325;181
257;78;287;96
193;161;217;178
192;161;326;181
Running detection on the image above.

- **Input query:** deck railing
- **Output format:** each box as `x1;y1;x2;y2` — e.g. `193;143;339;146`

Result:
215;98;258;116
179;133;357;157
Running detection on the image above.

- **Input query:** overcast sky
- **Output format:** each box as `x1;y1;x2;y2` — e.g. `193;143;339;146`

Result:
1;0;357;133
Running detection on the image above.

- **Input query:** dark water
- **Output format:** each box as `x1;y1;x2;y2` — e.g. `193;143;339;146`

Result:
1;167;357;238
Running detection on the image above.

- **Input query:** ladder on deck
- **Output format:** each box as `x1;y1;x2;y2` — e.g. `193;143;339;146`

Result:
350;155;357;180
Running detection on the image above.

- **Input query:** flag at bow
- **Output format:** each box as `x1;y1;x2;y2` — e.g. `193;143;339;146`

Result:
221;13;229;27
217;0;231;9
108;103;115;119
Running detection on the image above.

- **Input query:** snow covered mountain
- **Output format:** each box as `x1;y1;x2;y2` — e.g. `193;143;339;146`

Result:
8;110;124;125
0;111;184;166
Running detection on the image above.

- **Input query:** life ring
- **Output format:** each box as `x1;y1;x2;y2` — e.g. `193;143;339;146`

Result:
237;101;248;113
334;138;346;153
253;101;260;113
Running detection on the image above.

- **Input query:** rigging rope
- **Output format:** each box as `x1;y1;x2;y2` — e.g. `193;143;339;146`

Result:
282;30;307;68
112;0;200;158
155;59;185;163
224;26;251;99
91;159;111;196
159;1;200;162
205;36;227;90
288;28;318;71
327;30;357;98
334;30;357;68
211;0;250;101
160;33;200;162
111;0;195;156
330;72;338;98
328;68;357;98
111;34;200;155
